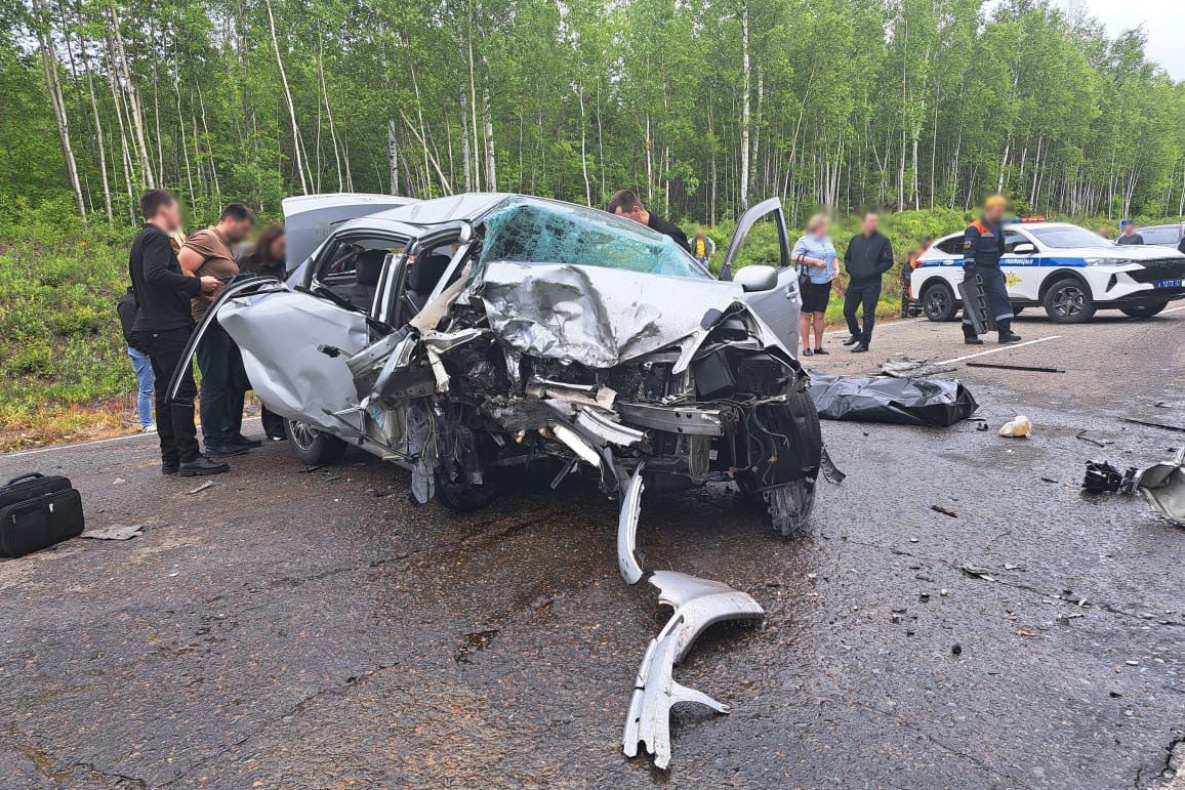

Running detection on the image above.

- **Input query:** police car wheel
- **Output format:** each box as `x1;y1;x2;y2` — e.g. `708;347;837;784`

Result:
1119;302;1168;319
1043;278;1096;323
922;282;958;322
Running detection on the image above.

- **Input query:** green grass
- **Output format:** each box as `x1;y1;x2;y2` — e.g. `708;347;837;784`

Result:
0;201;133;440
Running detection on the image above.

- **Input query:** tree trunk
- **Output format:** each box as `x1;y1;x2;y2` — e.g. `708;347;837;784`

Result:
388;118;399;195
110;7;155;188
264;0;308;194
739;0;751;210
578;84;591;206
33;0;86;220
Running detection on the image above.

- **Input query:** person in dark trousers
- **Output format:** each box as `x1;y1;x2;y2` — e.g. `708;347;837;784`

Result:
180;204;257;457
962;194;1020;345
1116;220;1144;246
842;211;894;353
238;222;288;441
128;189;228;476
117;287;156;432
607;190;691;252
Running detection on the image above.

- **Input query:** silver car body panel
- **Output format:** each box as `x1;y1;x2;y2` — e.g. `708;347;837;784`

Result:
478;261;773;371
617;465;646;584
623;571;764;769
1136;447;1185;525
218;289;370;431
282;193;417;271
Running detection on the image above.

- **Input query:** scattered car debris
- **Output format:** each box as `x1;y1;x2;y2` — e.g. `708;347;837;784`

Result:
617;465;646;585
1119;417;1185;434
965;361;1065;373
808;372;978;427
930;505;958;518
1082;460;1139;493
877;354;957;379
1075;429;1110;448
185;481;214;496
454;628;500;663
623;571;764;770
960;563;996;582
998;415;1032;438
1132;447;1185;525
80;523;144;541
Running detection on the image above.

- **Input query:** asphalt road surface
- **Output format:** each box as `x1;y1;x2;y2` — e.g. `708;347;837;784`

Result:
2;307;1184;790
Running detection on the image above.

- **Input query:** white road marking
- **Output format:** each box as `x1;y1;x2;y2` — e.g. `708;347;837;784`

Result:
826;317;924;337
938;335;1062;366
2;417;262;459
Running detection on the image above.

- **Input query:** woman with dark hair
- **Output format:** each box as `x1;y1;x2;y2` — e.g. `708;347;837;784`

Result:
238;223;288;440
239;222;287;279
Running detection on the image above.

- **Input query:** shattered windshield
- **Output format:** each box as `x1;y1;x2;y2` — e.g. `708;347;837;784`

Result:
477;197;710;279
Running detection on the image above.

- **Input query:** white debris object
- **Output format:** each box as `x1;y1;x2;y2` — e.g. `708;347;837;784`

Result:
999;415;1032;438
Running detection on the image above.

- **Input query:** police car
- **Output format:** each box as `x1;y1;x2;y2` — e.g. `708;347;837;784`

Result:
909;221;1185;323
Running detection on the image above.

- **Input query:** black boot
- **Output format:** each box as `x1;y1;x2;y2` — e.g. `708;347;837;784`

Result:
997;320;1022;344
963;328;983;345
179;455;231;476
842;334;860;346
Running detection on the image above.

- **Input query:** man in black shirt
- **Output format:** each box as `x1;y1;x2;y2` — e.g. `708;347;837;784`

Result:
842;211;894;353
1116;220;1144;246
128;189;228;476
608;190;691;252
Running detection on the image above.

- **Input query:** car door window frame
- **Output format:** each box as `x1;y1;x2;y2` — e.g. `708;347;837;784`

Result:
305;230;411;318
719;197;791;281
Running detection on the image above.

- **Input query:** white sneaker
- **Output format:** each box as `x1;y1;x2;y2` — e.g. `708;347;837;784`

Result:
142;424;157;433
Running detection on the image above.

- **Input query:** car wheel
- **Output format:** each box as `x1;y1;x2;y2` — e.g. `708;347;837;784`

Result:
1043;277;1096;323
922;282;958;322
434;471;499;512
285;419;348;465
763;477;816;537
1120;302;1168;319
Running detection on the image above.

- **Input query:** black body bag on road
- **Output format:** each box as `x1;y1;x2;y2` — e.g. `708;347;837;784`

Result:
808;372;978;427
0;473;85;558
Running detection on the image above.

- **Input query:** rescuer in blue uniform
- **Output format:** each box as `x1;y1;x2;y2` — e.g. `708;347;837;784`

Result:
962;194;1021;345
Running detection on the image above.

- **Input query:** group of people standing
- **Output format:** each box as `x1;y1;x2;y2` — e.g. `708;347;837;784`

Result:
790;210;895;356
122;189;288;477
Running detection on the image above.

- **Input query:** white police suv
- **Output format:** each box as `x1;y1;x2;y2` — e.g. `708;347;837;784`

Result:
909;221;1185;323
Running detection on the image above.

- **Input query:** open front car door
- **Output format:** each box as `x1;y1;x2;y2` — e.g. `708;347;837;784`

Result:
719;197;802;353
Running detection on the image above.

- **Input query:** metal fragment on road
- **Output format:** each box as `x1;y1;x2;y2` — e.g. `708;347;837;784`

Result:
185;481;214;495
1134;447;1185;525
623;571;764;770
80;523;144;541
617;465;646;585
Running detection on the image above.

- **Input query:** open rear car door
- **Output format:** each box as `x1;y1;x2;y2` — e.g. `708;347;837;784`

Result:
719;197;801;353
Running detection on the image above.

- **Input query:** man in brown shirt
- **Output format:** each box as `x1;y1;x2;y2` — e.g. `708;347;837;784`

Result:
179;203;255;456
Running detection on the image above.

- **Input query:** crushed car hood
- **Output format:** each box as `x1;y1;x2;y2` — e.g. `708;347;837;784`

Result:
476;261;759;369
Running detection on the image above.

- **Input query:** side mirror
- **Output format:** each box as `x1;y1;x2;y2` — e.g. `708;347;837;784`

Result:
733;264;778;292
1012;243;1037;255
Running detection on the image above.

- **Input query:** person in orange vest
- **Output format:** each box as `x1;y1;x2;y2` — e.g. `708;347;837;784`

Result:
961;195;1020;345
900;236;932;318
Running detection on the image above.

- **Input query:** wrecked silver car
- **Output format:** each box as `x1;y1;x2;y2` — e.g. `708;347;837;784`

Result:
171;193;822;533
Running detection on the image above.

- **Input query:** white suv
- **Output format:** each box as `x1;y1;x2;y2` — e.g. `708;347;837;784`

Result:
909;222;1185;323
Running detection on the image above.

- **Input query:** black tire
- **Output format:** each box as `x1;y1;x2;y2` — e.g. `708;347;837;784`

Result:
1120;302;1168;319
1043;277;1096;323
434;471;499;512
922;281;958;322
285;419;348;465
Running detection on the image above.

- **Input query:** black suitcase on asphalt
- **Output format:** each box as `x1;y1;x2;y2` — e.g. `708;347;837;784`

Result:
0;473;85;558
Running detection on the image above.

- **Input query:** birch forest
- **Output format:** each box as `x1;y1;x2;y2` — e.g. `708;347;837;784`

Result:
4;0;1185;227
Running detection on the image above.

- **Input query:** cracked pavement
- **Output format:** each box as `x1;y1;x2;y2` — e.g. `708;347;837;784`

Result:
1;308;1184;789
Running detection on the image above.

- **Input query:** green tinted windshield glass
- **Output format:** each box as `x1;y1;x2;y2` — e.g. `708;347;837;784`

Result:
478;197;709;279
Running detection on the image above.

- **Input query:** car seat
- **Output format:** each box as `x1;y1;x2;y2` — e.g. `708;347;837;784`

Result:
404;254;452;314
349;250;387;311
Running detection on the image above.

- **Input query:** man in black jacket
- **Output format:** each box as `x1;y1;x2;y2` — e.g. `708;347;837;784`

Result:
842;211;894;353
128;189;228;476
608;190;691;253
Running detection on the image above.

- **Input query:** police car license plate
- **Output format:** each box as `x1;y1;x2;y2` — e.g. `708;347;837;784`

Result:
1155;278;1182;289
